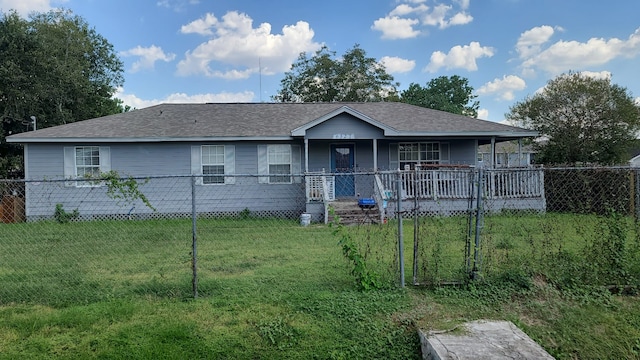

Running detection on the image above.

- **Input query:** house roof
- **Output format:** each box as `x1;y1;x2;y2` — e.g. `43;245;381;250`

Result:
7;102;537;143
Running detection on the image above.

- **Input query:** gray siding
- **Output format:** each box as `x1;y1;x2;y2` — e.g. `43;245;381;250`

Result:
447;139;477;165
305;114;385;140
26;144;66;179
24;142;307;219
307;141;331;172
307;139;476;172
22;138;479;219
24;176;306;219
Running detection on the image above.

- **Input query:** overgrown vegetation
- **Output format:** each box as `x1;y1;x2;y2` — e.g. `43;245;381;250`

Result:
53;203;79;223
99;170;155;211
331;211;384;291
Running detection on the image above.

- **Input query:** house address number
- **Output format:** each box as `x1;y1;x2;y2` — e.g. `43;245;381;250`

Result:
332;133;355;139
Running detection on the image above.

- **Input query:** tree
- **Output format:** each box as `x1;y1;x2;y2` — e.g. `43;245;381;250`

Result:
273;44;399;102
0;9;125;177
506;72;640;165
400;75;479;117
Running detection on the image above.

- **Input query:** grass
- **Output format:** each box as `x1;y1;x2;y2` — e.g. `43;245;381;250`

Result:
0;218;419;359
0;214;639;358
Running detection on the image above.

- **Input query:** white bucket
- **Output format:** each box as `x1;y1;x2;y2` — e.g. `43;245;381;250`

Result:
300;213;311;226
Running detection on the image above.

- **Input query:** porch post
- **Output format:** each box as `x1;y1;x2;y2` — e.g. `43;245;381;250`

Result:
373;138;378;171
490;137;496;169
304;138;309;172
518;138;523;167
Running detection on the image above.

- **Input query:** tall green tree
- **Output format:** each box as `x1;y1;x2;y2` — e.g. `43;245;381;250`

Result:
506;72;640;165
273;44;399;102
0;9;125;177
400;75;479;117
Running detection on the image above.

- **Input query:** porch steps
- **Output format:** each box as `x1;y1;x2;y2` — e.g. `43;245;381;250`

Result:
328;199;380;225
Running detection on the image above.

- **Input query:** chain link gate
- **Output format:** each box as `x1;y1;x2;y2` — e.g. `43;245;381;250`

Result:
408;167;483;285
409;166;640;287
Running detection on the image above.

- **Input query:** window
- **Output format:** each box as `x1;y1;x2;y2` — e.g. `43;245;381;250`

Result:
398;142;449;169
201;145;225;184
257;144;302;184
268;144;292;183
63;146;111;187
191;145;235;185
75;146;101;178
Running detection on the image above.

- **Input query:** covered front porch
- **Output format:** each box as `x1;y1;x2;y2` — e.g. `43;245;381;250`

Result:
304;167;546;223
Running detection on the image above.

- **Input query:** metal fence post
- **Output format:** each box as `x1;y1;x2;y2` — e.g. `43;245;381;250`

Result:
471;167;484;280
635;169;640;222
466;169;475;273
413;166;419;285
396;170;405;288
191;176;198;298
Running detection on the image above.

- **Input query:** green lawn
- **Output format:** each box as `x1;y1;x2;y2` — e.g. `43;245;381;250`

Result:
0;215;639;359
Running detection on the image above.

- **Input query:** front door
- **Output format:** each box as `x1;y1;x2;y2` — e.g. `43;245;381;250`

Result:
331;144;355;197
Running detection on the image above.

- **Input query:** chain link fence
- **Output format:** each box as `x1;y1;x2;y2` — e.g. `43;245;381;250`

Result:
0;175;316;306
3;167;640;306
410;166;640;289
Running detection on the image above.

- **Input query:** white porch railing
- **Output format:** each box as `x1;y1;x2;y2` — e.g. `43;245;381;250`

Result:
484;168;545;199
305;173;335;202
373;174;390;223
306;172;336;224
378;168;544;200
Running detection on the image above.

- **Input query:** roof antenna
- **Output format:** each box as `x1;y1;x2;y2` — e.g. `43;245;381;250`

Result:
259;57;262;103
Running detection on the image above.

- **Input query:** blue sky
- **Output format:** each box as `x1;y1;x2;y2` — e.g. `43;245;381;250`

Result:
2;0;639;122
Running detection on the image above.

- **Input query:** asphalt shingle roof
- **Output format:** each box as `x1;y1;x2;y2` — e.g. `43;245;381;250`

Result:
7;102;536;142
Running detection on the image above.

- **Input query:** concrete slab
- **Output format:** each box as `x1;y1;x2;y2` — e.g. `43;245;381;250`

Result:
419;320;554;360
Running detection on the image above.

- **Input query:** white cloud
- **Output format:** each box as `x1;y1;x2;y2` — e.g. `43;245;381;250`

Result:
447;12;473;27
176;11;321;79
389;3;429;16
425;41;494;72
455;0;470;10
521;27;640;74
477;108;489;120
0;0;63;16
380;56;415;73
114;87;254;109
634;97;640;106
371;16;420;39
372;1;473;39
421;3;472;29
477;75;526;101
120;45;176;73
180;13;218;35
422;4;451;28
516;25;556;59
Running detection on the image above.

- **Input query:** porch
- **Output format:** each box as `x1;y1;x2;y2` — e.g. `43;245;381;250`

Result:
305;168;546;223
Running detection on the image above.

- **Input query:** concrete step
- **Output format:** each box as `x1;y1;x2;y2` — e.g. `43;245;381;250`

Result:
329;200;380;225
419;320;554;360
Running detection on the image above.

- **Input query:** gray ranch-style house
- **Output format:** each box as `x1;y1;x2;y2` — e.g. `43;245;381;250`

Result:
7;102;542;222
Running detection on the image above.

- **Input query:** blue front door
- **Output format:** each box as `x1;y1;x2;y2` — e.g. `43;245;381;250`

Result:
331;144;355;197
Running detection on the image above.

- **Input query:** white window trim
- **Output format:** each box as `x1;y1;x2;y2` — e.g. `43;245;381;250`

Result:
268;144;292;184
397;142;449;168
63;146;111;187
201;145;225;185
191;145;235;185
258;144;302;184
